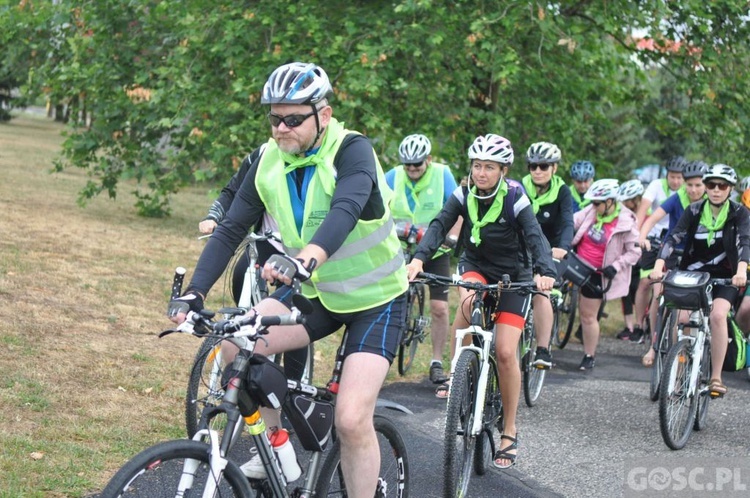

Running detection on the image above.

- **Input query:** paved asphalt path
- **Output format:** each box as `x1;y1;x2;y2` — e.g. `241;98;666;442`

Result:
95;336;749;497
379;335;750;498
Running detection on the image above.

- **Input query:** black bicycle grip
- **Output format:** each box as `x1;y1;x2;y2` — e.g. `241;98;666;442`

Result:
259;314;306;327
171;267;187;299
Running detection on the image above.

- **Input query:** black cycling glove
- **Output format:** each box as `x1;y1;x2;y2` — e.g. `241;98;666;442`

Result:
266;254;312;282
602;265;617;280
167;291;204;318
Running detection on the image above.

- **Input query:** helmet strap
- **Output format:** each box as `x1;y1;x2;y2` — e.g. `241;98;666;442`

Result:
468;174;503;200
307;104;325;153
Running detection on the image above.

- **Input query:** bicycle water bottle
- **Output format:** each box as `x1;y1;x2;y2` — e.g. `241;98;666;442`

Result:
269;428;301;481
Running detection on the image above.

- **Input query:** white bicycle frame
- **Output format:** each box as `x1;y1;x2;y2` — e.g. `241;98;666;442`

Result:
666;309;709;398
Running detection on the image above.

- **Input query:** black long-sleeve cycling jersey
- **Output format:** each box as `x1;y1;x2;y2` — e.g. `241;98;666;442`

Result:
187;134;387;298
413;183;557;282
203;148;263;225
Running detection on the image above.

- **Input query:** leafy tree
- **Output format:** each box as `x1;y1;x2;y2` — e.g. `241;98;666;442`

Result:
5;0;749;215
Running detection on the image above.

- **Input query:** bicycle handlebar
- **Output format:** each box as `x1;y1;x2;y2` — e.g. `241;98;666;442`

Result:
416;271;546;297
171;267;186;300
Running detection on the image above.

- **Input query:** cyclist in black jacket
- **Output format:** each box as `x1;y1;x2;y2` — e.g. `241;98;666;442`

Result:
650;164;749;397
406;134;556;470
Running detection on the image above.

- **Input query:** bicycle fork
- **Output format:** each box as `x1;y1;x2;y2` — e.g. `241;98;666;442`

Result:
450;325;494;438
668;314;708;399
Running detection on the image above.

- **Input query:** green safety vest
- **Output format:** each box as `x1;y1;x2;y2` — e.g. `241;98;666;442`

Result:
390;163;446;224
255;127;407;313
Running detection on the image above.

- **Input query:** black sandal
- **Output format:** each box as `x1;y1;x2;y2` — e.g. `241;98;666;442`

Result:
493;434;519;469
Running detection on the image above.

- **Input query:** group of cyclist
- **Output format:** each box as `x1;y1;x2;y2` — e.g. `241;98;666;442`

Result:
168;61;750;494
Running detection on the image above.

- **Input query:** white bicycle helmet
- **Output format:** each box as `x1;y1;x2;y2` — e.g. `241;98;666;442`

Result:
735;176;750;193
584;179;620;201
526;142;561;164
398;134;432;163
702;164;737;185
682;160;708;180
261;62;333;105
467;134;514;164
617;179;644;201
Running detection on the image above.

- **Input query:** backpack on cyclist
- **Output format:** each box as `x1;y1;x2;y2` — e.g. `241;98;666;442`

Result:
722;313;748;372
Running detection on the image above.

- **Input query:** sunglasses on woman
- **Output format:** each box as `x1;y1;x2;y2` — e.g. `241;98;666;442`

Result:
267;110;317;128
528;163;552;172
704;181;730;192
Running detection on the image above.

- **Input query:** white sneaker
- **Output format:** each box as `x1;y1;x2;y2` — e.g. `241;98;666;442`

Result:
240;448;267;479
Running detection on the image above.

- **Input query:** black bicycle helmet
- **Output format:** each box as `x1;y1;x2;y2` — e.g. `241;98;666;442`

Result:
682;160;708;180
665;156;688;173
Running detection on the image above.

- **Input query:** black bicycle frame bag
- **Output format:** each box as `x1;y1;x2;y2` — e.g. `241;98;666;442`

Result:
661;270;711;310
246;355;288;410
562;252;596;288
284;394;334;452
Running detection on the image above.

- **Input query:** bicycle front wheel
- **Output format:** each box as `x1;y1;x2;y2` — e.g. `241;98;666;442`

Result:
100;439;252;498
649;308;675;402
693;339;712;431
186;337;228;438
315;414;410;497
658;340;698;450
474;358;502;476
398;283;426;376
553;284;577;349
523;323;546;407
443;349;479;498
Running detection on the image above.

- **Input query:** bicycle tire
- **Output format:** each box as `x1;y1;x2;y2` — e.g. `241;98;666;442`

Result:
523;318;546;407
186;337;227;438
658;339;698;450
100;439;252;498
649;308;675;402
474;358;501;476
315;414;410;498
553;284;577;349
443;349;479;498
693;339;711;431
398;283;426;376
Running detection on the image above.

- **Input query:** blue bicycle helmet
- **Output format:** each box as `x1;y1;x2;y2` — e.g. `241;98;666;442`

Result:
570;160;595;181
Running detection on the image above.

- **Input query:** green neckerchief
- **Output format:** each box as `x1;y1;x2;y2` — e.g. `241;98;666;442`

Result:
661;178;670;197
676;185;691;209
404;164;435;211
570;187;591;209
522;175;564;214
699;200;729;247
467;180;508;246
594;202;621;230
280;118;345;173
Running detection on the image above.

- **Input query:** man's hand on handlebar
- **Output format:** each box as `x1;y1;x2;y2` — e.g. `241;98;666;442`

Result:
534;274;556;292
199;219;218;235
168;291;205;324
405;258;424;281
262;254;312;285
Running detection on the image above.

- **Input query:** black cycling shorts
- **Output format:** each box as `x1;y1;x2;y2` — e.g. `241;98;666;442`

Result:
270;286;406;364
423;252;451;302
580;273;605;300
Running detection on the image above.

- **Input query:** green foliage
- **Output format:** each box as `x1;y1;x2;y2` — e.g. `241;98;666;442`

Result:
4;0;749;214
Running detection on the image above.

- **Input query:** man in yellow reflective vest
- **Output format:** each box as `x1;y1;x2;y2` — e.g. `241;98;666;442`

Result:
386;134;461;386
169;62;407;497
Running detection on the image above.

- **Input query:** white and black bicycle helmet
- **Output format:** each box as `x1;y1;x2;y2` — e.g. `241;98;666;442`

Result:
570;160;595;181
665;156;688;173
261;62;333;105
617;179;644;201
584;179;620;201
398;134;432;163
735;176;750;193
467;134;514;165
526;141;561;164
702;164;738;185
682;160;708;180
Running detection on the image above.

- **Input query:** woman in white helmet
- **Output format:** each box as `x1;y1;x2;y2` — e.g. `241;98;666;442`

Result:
406;133;557;469
569;179;641;370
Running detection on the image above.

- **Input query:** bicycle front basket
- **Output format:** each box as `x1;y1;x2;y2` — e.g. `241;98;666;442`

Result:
662;270;711;310
562;252;596;288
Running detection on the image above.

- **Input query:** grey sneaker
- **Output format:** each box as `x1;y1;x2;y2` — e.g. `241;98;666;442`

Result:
579;354;595;371
532;347;552;369
429;362;449;384
240;448;266;479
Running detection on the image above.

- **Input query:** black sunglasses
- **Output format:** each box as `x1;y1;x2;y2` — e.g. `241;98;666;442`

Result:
404;161;424;169
528;163;552;172
267;110;317;128
704;181;730;192
591;200;606;207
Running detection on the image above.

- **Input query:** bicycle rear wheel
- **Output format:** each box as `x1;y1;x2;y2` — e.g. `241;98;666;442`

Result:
658;340;698;450
100;439;251;497
552;284;577;349
443;349;479;498
650;308;675;402
523;320;546;407
398;283;426;376
315;415;410;497
474;358;501;476
186;337;227;438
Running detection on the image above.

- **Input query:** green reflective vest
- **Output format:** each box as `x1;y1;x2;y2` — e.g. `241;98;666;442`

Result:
390;163;447;224
255;128;407;313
